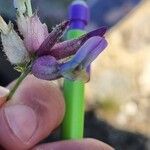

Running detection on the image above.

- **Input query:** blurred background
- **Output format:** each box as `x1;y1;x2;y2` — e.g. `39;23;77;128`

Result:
0;0;150;149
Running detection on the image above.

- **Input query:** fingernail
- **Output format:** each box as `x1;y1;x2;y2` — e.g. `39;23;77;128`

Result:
0;87;9;106
4;105;37;143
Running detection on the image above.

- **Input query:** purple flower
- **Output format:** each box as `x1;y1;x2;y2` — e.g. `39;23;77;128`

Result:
32;34;107;82
0;12;108;82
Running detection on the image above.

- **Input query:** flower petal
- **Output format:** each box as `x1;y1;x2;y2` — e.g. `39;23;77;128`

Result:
81;38;107;68
80;26;107;43
36;21;69;56
49;39;82;59
59;36;102;73
59;36;107;82
44;27;107;60
32;56;61;80
17;14;49;53
0;16;29;64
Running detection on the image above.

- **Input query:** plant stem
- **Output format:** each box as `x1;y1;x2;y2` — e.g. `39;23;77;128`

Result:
7;67;31;101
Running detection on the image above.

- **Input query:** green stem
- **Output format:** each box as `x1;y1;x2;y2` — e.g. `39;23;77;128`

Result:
7;67;31;101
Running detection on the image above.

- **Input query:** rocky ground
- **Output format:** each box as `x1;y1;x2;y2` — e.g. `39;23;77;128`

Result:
86;0;150;137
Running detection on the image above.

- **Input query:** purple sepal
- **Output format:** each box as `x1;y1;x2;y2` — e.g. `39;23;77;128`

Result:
36;21;69;56
50;38;82;59
80;26;107;42
32;56;61;80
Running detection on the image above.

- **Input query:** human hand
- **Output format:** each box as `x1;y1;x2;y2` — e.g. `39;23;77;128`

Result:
0;75;113;150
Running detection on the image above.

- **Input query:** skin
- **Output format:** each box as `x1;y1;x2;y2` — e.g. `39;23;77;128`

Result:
0;75;114;150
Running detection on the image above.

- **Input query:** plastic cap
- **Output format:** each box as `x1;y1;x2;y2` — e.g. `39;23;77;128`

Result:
69;0;89;29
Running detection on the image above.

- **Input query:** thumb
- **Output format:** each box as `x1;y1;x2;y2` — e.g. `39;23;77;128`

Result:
0;86;9;107
0;75;65;150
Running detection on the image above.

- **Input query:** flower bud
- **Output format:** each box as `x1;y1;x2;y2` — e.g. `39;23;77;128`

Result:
17;14;49;53
13;0;27;14
0;16;29;64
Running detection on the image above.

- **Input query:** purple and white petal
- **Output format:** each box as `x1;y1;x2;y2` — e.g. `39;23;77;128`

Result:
17;14;49;53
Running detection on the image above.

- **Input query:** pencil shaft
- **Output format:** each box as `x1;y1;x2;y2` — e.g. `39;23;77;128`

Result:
61;30;86;139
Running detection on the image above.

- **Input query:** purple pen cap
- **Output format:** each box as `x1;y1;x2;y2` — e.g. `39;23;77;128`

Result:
69;0;89;29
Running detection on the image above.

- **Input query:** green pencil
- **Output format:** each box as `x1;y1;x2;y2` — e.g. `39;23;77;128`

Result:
61;0;89;139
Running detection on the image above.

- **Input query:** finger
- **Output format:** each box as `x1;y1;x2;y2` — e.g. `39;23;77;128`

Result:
32;138;114;150
0;86;9;107
0;146;5;150
0;75;65;150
